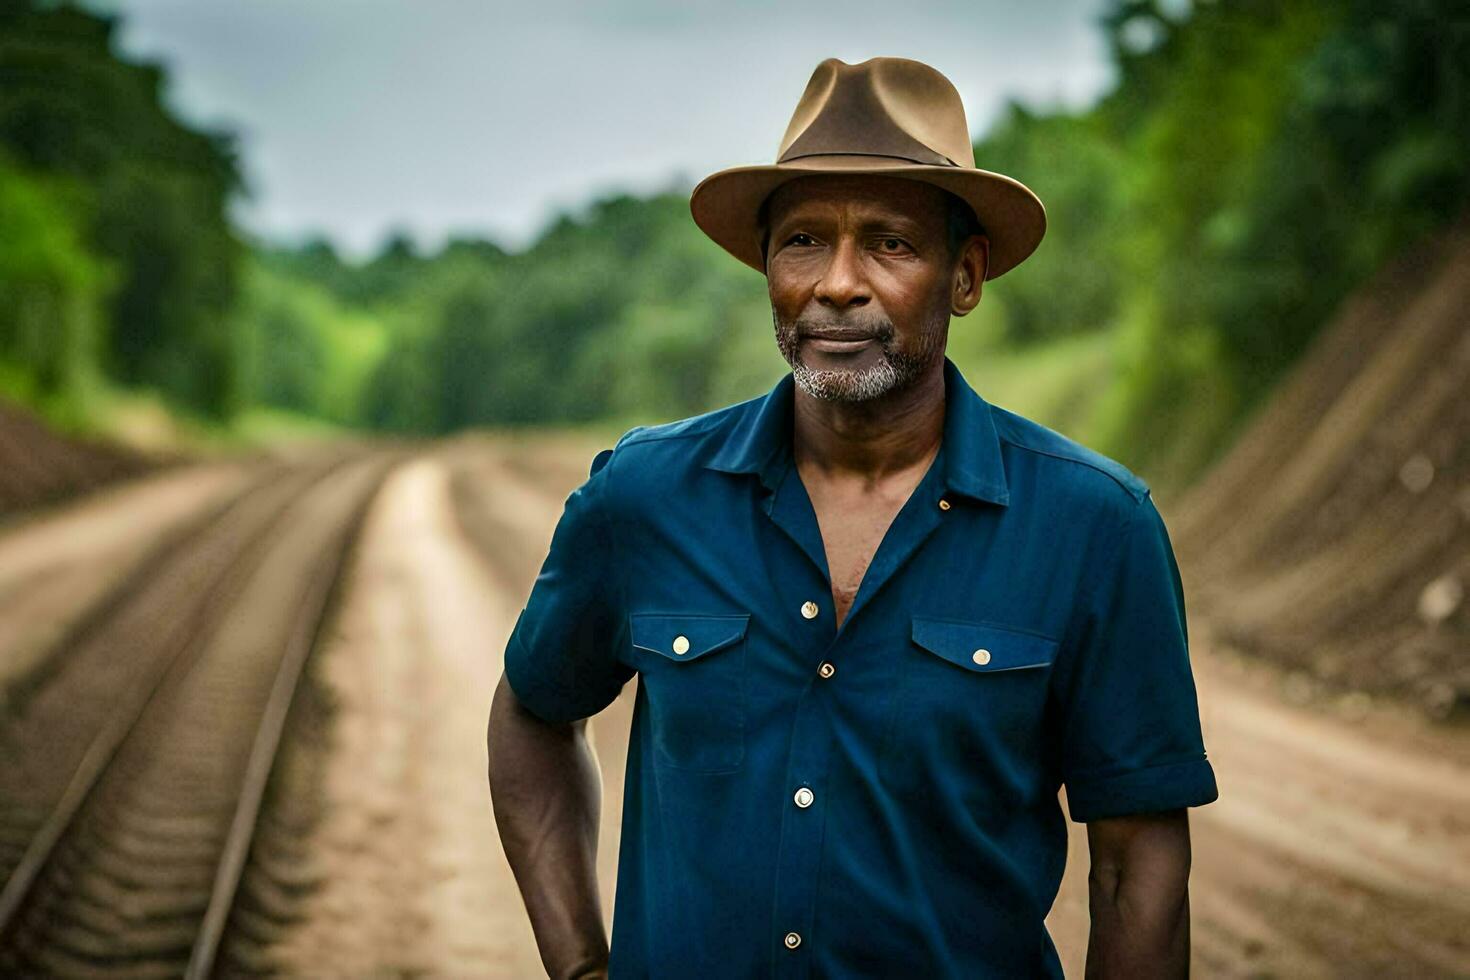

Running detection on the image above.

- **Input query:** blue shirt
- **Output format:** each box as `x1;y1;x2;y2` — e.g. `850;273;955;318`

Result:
504;356;1219;978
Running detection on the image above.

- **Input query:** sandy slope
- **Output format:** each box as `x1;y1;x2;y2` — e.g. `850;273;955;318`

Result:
1173;220;1470;716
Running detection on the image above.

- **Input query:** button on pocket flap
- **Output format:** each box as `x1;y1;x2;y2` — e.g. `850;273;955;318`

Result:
910;617;1058;673
631;613;750;662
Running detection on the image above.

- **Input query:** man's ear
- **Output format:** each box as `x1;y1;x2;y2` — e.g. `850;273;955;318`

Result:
951;235;989;317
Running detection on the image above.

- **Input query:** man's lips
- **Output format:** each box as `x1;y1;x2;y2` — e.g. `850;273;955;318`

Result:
801;329;880;353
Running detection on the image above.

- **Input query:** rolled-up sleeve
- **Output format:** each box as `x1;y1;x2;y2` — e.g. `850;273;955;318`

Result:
1057;491;1219;823
503;447;634;724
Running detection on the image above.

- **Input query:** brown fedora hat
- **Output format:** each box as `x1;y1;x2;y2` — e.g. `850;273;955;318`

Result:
690;56;1046;280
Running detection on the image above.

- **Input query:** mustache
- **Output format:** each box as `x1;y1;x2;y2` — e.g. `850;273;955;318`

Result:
788;315;896;341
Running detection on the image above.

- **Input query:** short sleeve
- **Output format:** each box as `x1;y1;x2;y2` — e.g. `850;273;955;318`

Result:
502;447;634;724
1057;491;1219;823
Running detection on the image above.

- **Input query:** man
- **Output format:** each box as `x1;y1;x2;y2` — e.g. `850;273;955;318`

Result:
488;56;1218;979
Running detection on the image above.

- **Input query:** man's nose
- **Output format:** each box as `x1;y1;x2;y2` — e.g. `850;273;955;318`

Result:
813;237;870;309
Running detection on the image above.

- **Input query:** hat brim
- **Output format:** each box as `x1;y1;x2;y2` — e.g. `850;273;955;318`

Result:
689;154;1046;280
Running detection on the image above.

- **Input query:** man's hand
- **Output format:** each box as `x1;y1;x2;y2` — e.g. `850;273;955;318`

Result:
487;671;610;979
1084;808;1192;979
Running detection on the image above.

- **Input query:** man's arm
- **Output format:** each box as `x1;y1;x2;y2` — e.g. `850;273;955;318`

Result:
1084;808;1192;979
487;671;609;980
1055;493;1217;972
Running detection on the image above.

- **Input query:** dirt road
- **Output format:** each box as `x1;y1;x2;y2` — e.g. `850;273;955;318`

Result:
0;437;1465;976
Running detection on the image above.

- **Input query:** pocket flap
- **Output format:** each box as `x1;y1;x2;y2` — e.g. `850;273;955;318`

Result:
631;612;750;662
910;617;1058;673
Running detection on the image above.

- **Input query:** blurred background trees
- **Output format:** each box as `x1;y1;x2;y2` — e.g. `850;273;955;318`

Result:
0;0;243;422
1;0;1466;488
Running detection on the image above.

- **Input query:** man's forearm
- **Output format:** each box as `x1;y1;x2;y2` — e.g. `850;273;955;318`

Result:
1085;868;1190;977
1084;811;1192;978
487;672;609;979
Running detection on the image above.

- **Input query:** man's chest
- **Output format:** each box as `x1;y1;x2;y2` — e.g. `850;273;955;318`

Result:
615;468;1082;652
613;481;1084;782
805;481;916;629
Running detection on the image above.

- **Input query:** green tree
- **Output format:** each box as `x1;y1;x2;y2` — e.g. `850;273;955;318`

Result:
0;155;110;423
0;0;245;417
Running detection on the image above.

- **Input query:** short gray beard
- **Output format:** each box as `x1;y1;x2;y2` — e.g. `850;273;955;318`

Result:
773;309;947;403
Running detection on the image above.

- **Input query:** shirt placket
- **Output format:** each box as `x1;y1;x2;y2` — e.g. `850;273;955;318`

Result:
759;448;952;977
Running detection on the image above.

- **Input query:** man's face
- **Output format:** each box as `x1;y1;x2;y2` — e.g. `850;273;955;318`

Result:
764;173;961;403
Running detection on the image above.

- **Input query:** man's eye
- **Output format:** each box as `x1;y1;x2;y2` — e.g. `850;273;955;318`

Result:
878;237;908;252
787;233;816;247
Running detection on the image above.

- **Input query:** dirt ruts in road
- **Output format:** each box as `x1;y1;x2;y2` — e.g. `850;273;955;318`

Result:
0;449;397;975
258;437;636;976
0;459;329;890
446;437;635;932
0;459;258;703
1186;641;1470;978
258;453;548;974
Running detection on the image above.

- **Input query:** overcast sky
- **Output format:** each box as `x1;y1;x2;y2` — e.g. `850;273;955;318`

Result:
100;0;1115;257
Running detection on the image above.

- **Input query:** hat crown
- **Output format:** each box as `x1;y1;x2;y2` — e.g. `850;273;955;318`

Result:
687;55;1045;280
776;57;976;171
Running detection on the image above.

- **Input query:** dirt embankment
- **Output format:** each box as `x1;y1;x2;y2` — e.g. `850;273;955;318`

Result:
0;402;175;518
1171;218;1470;721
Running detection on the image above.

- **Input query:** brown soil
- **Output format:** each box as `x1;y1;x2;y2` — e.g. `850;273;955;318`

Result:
0;401;172;518
0;449;397;974
1172;218;1470;720
0;459;259;705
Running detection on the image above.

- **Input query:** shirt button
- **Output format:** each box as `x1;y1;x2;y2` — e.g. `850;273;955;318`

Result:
793;786;815;808
672;635;690;655
972;648;992;666
800;600;819;620
938;498;951;511
817;661;836;679
784;932;802;950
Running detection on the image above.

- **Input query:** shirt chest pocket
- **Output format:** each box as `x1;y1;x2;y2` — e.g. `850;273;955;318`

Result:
881;617;1060;797
630;612;750;772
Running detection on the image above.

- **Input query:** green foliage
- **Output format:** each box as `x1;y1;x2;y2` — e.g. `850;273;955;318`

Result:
0;0;244;418
970;105;1127;344
1084;0;1470;483
0;155;110;423
234;257;390;425
3;0;1467;482
353;192;777;433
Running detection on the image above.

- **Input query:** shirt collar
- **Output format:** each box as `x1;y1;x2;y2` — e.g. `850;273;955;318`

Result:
704;355;1011;507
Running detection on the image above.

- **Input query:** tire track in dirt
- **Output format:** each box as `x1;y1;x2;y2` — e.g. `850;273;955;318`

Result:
0;449;399;975
255;434;636;976
444;434;635;931
1183;645;1470;978
0;459;260;702
258;453;547;975
0;459;339;890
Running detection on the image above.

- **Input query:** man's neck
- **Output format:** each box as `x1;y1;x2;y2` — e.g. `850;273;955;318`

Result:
790;361;946;483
